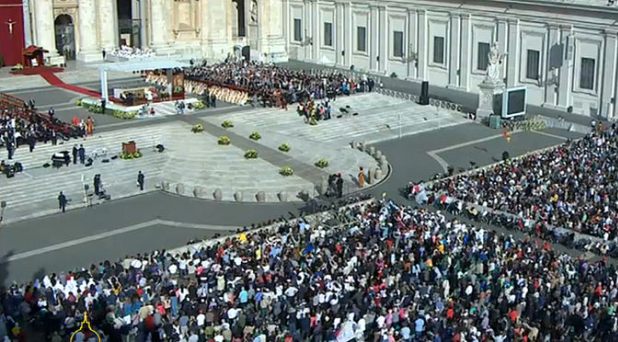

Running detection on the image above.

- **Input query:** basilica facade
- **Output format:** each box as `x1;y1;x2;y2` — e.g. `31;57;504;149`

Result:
283;0;618;118
6;0;286;64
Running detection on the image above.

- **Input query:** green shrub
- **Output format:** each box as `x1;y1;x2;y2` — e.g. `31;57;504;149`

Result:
218;136;231;145
279;166;294;176
249;131;261;140
244;149;258;159
278;143;291;152
314;159;329;168
112;110;137;120
120;150;142;160
192;124;204;133
193;101;206;110
221;120;234;128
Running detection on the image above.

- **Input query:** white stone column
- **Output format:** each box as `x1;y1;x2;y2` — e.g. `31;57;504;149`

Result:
406;9;417;79
262;0;286;57
557;25;574;109
33;0;57;56
98;0;118;52
77;0;101;62
343;2;352;66
150;0;169;49
544;25;560;107
378;6;388;72
201;0;230;59
506;19;520;87
448;13;460;88
601;29;618;119
459;13;471;90
334;1;344;66
497;20;508;82
302;0;311;60
311;0;319;62
22;0;32;46
417;9;427;80
283;0;290;50
369;5;379;71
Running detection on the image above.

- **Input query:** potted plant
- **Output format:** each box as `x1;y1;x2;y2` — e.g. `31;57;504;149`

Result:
249;131;261;140
314;159;329;168
279;166;294;176
221;120;234;128
244;149;258;159
218;136;231;145
192;124;204;133
278;143;291;152
193;101;206;110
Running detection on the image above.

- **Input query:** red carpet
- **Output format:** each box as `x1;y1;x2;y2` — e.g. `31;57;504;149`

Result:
38;70;101;98
10;66;64;75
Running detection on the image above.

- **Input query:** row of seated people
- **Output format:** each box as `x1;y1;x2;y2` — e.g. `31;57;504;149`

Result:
1;197;616;341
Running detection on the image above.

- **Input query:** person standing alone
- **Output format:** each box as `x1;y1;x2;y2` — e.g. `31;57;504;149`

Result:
58;192;67;213
137;171;145;191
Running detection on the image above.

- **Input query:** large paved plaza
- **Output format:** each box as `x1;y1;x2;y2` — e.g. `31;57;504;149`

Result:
0;67;586;284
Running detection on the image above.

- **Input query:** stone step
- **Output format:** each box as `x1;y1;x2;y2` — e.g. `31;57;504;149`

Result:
3;126;173;169
0;154;167;208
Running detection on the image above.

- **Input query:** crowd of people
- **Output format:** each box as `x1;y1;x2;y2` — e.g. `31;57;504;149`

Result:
183;61;376;108
1;95;82;161
2;197;618;341
424;124;618;241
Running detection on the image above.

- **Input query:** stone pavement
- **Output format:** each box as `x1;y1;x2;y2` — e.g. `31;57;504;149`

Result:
205;93;469;145
0;63;134;92
160;120;317;202
0;124;171;224
0;117;384;222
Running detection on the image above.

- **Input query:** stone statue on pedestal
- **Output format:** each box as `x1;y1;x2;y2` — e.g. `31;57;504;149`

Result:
476;41;506;119
484;42;504;85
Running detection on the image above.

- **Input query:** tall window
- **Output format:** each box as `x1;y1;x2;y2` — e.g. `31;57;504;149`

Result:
293;19;302;42
580;57;596;90
433;36;445;64
393;31;404;58
357;26;367;52
526;49;540;80
323;22;333;47
477;42;491;71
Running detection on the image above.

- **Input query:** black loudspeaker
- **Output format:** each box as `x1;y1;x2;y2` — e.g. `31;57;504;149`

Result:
241;46;251;62
419;81;430;106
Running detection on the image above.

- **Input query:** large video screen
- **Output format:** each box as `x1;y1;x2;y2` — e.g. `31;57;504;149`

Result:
507;89;526;115
502;87;527;118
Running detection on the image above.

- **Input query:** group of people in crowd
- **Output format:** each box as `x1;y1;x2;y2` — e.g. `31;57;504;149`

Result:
182;61;376;109
2;198;618;341
426;123;618;241
1;97;82;161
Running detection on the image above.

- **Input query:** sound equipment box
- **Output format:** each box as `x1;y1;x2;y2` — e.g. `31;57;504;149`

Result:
419;81;430;106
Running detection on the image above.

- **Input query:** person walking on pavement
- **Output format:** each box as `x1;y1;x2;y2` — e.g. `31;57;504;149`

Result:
137;171;145;191
78;145;85;164
58;192;67;213
72;145;78;164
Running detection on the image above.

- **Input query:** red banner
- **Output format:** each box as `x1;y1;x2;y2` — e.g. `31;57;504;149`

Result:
0;1;25;66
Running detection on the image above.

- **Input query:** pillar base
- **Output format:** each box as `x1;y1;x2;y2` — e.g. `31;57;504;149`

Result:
476;80;505;119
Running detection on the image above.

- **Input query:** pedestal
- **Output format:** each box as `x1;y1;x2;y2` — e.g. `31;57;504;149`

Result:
476;80;505;119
